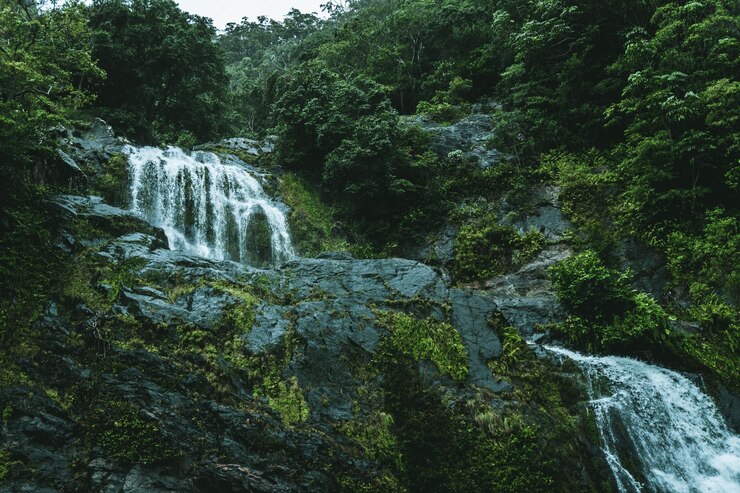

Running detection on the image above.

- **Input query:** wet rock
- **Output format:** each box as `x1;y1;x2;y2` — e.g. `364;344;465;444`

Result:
500;185;572;241
316;251;355;261
0;390;78;492
404;224;459;267
486;243;572;335
56;149;85;177
246;304;291;353
615;238;668;299
715;384;740;433
62;118;128;174
47;195;168;248
201;137;275;157
244;210;273;267
450;289;510;392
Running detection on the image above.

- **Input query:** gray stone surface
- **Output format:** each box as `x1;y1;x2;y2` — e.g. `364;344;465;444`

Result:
486;243;572;335
406;114;505;168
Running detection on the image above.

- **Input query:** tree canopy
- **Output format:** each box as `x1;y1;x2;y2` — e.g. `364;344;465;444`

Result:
86;0;229;144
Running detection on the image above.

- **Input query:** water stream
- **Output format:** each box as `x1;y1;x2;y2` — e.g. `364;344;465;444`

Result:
124;145;295;265
545;345;740;493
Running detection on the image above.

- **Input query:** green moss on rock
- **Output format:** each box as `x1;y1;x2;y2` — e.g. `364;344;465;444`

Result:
376;311;468;382
277;172;351;256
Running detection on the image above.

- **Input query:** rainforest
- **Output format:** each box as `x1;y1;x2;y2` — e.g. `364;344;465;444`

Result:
0;0;738;491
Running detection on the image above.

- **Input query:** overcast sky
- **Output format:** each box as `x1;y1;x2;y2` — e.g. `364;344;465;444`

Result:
175;1;328;29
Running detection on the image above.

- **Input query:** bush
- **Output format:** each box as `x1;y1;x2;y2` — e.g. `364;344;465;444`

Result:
550;251;669;352
665;208;739;305
455;217;544;282
549;251;633;321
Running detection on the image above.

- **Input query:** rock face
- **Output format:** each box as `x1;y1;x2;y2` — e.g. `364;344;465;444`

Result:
2;188;531;492
1;119;618;492
406;114;504;168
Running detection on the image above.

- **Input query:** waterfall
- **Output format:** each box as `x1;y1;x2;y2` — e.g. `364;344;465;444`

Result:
545;345;740;493
124;145;295;266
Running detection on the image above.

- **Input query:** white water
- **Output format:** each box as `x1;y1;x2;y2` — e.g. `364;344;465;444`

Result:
124;145;295;265
545;345;740;493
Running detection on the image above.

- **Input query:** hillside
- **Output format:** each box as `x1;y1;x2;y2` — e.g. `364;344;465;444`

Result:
0;1;738;492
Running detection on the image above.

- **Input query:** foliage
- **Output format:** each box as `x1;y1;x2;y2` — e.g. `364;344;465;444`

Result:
455;216;544;282
416;77;473;122
376;311;468;382
608;0;739;235
541;150;618;255
670;325;738;391
93;153;129;206
272;63;422;224
86;0;229;143
0;0;103;171
550;251;670;352
219;9;327;135
550;250;633;321
665;208;739;305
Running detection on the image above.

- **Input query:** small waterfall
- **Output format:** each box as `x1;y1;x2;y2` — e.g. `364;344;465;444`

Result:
545;345;740;493
124;145;295;266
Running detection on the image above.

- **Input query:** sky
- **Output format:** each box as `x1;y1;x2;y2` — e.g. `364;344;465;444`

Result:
175;1;328;29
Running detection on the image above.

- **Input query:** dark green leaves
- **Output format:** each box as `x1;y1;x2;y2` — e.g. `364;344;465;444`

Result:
87;0;229;144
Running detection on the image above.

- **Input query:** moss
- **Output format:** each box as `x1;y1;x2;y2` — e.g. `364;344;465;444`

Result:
244;325;310;426
166;283;197;303
264;376;310;425
211;281;260;335
0;355;29;388
0;448;26;481
207;146;262;166
95;401;179;465
338;411;403;474
376;311;468;382
71;218;107;242
483;326;607;492
0;188;64;348
206;293;309;425
337;473;407;493
277;172;351;256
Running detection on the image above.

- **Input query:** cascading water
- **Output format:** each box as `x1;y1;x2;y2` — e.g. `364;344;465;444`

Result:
124;145;295;266
545;345;740;493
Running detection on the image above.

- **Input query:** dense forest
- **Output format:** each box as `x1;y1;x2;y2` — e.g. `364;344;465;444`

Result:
1;0;738;491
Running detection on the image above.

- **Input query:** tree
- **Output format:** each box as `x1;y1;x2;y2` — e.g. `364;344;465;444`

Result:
86;0;229;143
0;0;102;170
609;0;740;234
219;9;326;135
271;61;430;225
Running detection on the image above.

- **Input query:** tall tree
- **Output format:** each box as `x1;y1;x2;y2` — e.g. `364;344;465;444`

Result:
609;0;739;234
87;0;229;144
0;0;102;170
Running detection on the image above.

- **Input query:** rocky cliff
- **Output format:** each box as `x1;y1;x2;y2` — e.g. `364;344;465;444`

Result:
0;120;646;492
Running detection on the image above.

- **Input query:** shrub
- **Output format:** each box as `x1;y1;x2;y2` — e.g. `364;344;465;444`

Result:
455;217;544;282
550;250;669;351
